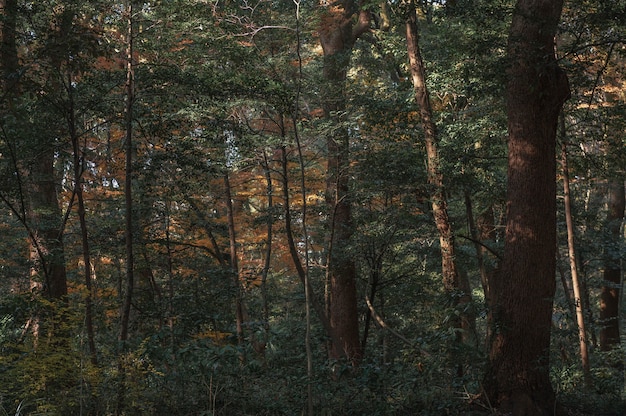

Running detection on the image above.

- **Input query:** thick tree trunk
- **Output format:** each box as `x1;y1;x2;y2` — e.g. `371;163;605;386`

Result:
405;1;474;351
28;152;68;299
485;0;570;413
599;177;624;350
1;0;67;300
318;0;369;364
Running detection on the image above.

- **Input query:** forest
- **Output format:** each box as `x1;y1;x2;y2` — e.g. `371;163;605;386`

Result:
0;0;624;415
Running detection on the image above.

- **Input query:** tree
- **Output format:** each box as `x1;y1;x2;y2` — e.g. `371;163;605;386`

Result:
0;0;17;95
558;0;626;362
223;169;246;352
484;0;570;413
560;138;591;388
0;0;69;301
597;58;626;353
1;1;625;414
318;0;370;363
68;50;98;367
599;177;625;350
404;0;474;358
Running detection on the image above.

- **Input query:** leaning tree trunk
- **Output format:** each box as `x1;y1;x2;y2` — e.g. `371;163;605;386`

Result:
561;139;591;388
405;0;474;354
484;0;570;413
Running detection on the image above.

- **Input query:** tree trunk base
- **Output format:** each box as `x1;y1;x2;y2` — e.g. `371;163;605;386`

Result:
489;390;561;416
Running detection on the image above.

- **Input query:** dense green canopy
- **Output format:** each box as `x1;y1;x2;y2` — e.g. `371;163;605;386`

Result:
0;1;623;414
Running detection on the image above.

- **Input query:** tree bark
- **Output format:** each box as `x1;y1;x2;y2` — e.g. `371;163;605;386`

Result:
599;177;624;350
484;0;570;413
465;193;499;349
0;0;18;95
117;3;134;413
291;12;314;404
280;145;338;347
119;0;134;346
28;151;68;299
561;139;591;388
259;151;273;353
223;171;246;351
1;0;67;300
405;1;474;351
69;72;97;365
318;0;369;364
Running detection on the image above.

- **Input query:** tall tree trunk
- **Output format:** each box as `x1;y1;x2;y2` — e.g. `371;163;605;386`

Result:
28;150;68;299
2;3;70;362
465;193;499;349
561;139;591;388
318;0;369;364
164;198;176;358
0;0;18;95
119;0;134;346
599;177;624;350
223;171;246;352
484;0;570;413
1;0;68;301
292;7;314;407
69;72;97;365
279;145;342;354
117;3;134;413
259;152;273;355
464;192;488;302
405;1;474;351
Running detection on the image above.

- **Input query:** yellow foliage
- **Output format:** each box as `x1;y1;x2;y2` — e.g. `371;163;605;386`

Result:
193;329;232;344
